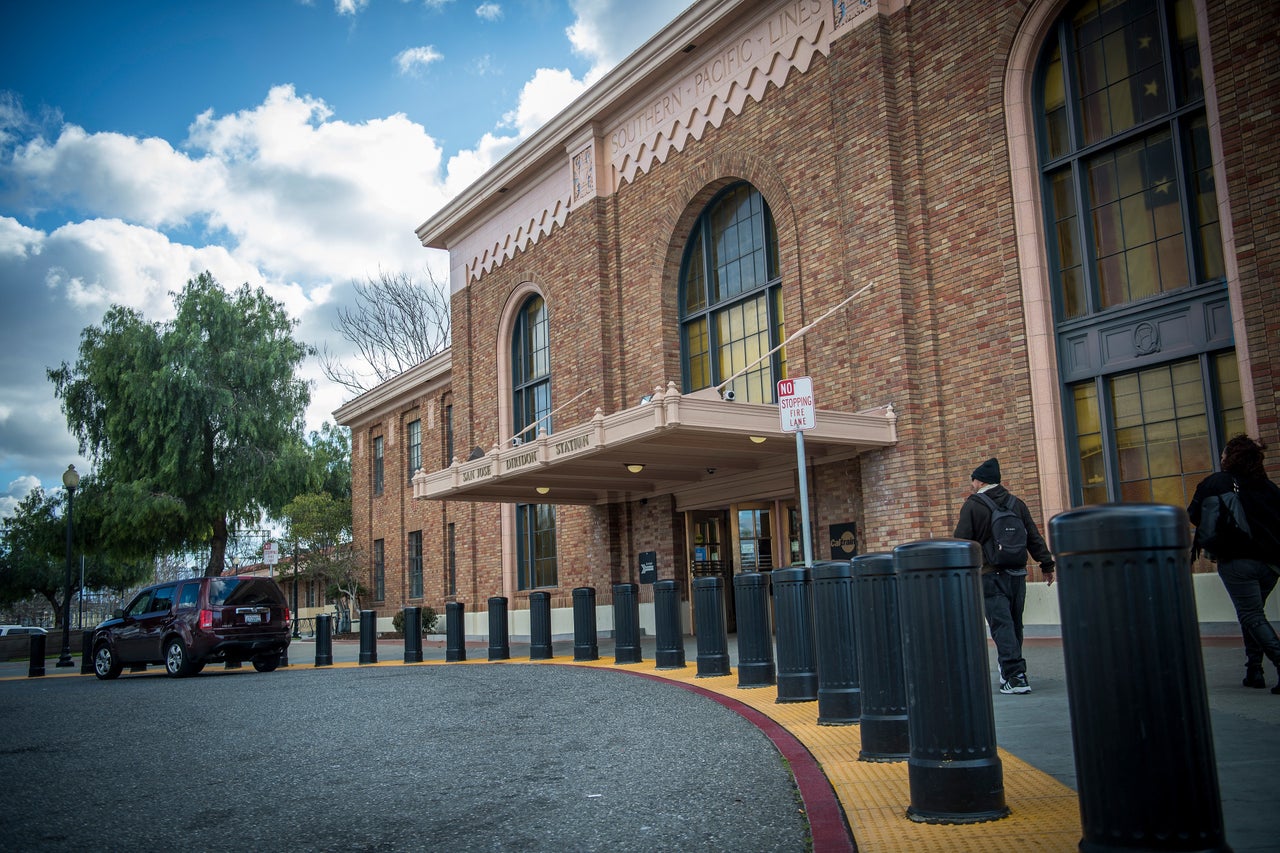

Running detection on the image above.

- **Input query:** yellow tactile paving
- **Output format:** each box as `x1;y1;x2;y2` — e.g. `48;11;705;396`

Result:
549;655;1082;852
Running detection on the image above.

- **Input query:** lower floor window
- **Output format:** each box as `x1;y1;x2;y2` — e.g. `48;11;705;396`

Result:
516;504;557;590
1069;350;1242;507
373;539;385;601
408;531;423;599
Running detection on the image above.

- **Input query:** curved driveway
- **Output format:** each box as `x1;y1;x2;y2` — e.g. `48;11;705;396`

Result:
0;663;810;852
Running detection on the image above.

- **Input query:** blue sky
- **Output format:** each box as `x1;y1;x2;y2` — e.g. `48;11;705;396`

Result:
0;0;688;516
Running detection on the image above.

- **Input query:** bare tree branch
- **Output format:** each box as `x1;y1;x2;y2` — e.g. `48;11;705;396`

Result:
321;267;451;396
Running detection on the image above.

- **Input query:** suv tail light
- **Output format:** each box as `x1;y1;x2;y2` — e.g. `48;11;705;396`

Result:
199;609;214;630
284;607;292;627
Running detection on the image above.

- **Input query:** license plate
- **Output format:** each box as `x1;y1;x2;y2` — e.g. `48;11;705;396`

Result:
245;613;262;624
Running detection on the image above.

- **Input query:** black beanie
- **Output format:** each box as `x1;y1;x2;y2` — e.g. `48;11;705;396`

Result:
971;458;1001;484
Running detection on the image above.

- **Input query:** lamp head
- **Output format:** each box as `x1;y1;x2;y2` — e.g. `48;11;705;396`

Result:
62;464;80;492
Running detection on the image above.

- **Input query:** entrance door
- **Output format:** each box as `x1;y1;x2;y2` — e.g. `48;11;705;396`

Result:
735;505;775;572
688;510;734;632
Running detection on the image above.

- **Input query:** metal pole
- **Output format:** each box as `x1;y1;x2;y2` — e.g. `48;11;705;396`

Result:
56;481;75;667
795;431;814;568
292;543;300;639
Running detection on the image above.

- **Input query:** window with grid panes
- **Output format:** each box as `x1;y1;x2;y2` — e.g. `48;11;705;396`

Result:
679;183;785;403
1036;0;1237;507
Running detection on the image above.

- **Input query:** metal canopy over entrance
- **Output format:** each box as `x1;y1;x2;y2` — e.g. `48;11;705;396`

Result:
413;382;896;506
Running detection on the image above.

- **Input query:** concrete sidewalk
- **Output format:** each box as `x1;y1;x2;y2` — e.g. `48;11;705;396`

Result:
7;628;1278;852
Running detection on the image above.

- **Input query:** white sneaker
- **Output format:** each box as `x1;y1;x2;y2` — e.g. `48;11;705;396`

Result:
999;673;1031;694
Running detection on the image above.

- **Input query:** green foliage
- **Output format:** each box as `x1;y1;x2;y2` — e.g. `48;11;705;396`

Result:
48;272;314;576
0;486;151;624
391;606;438;635
306;423;351;501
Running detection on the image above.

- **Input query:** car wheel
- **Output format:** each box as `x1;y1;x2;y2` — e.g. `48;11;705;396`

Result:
93;644;122;680
252;656;279;673
164;639;197;677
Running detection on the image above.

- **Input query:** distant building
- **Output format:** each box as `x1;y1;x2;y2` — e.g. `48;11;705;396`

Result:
336;0;1278;630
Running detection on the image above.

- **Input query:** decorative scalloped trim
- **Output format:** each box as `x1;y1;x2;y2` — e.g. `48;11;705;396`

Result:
614;29;829;187
462;13;832;285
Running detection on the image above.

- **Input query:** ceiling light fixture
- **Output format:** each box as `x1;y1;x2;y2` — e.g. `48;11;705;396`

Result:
536;486;550;495
749;435;767;444
625;463;645;474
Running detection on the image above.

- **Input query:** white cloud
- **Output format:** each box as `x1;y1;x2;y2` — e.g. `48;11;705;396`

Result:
0;0;689;501
567;0;689;80
0;475;41;518
395;46;444;76
476;3;501;21
501;68;587;138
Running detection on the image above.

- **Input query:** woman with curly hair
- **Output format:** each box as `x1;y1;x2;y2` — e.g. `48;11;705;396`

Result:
1188;434;1280;693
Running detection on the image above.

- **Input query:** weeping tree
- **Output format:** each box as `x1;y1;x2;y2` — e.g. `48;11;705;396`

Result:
319;267;451;396
48;272;314;576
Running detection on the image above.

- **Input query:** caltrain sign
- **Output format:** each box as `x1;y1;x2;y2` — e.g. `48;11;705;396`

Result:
778;376;816;432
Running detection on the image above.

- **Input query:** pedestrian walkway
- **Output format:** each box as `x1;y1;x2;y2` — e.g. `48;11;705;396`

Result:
6;630;1277;852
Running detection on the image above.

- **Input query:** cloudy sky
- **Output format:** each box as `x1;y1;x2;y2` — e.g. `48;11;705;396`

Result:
0;0;689;516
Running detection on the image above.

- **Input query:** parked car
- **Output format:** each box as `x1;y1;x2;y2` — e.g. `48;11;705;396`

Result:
91;576;291;679
0;625;48;636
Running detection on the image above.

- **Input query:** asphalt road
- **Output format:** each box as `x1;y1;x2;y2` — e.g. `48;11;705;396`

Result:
0;663;810;853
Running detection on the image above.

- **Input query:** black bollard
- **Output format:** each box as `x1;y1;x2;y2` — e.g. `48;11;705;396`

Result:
488;596;510;661
653;580;686;669
403;606;423;663
573;587;599;661
734;572;776;688
1050;504;1230;853
851;553;909;762
446;601;467;662
612;583;642;664
315;613;334;666
692;576;730;677
773;566;818;702
358;610;378;664
812;560;861;725
486;596;512;655
529;591;552;660
895;539;1008;824
27;633;46;678
80;630;94;675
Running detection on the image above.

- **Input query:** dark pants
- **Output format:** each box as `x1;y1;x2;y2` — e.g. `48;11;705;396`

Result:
982;570;1026;681
1218;558;1280;670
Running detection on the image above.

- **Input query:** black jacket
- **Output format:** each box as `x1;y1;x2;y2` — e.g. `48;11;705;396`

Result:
1187;470;1280;564
954;485;1055;575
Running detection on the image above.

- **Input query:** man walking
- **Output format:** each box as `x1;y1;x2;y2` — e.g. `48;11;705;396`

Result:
954;458;1055;694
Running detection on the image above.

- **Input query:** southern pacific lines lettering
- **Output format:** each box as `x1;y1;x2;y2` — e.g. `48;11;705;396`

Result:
610;86;684;153
554;435;592;456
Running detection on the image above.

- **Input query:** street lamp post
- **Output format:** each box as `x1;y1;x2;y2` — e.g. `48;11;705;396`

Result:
56;464;80;668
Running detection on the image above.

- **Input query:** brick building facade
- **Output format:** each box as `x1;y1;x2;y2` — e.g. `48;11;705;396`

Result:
336;0;1279;630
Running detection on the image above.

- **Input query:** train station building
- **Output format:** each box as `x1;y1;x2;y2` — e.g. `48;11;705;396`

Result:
334;0;1278;632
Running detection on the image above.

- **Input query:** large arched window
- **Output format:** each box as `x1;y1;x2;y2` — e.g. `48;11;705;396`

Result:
510;294;556;589
1036;0;1241;507
679;182;785;403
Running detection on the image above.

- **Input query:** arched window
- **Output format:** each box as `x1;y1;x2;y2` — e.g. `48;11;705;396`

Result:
1036;0;1241;506
509;294;556;589
679;182;785;403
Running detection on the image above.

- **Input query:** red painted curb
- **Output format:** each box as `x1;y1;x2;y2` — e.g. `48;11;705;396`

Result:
621;669;857;853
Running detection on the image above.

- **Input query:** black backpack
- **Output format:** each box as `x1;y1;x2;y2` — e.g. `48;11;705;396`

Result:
974;492;1029;568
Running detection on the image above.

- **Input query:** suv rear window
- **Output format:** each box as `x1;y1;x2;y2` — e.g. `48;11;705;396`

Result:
208;578;286;607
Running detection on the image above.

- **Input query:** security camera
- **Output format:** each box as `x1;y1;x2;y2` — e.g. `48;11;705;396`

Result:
722;389;736;401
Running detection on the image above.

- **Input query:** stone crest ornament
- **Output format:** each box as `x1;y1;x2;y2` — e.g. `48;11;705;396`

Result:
1134;321;1161;356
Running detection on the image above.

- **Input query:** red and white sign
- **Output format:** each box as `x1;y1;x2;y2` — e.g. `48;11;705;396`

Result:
263;542;279;565
778;376;816;432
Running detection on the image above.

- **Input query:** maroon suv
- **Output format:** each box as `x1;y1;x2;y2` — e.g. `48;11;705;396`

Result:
91;576;291;679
